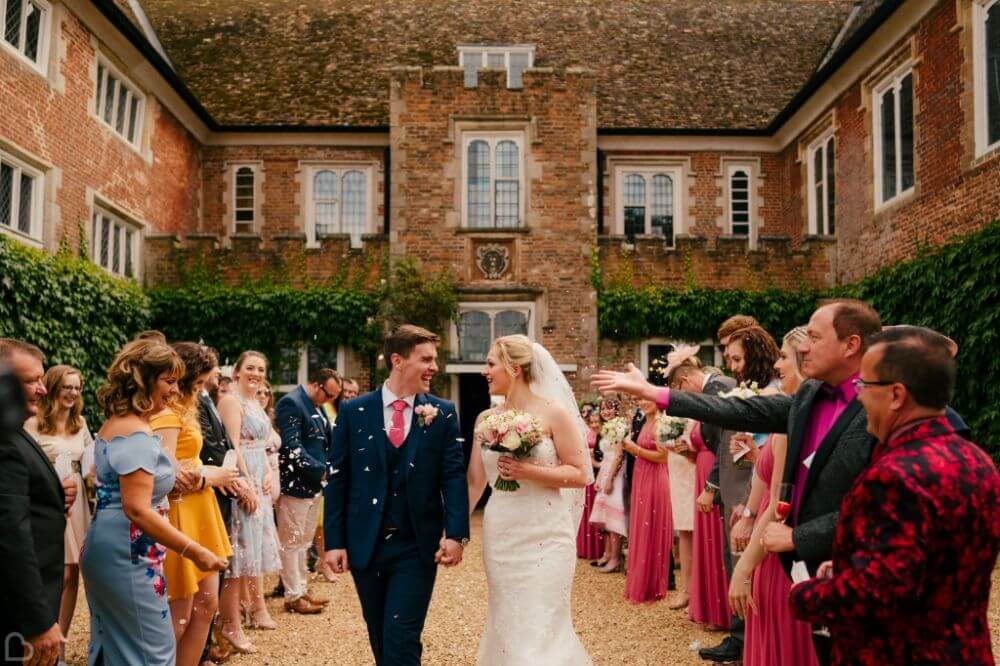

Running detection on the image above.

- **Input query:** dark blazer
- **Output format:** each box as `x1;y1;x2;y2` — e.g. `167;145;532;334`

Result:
275;385;331;498
324;389;469;570
700;374;747;510
664;378;874;572
198;391;234;524
0;398;66;639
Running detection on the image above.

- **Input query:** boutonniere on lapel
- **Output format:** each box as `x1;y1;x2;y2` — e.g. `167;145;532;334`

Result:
415;404;439;428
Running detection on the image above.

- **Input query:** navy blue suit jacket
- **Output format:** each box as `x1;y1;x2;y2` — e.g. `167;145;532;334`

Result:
275;385;331;498
324;388;470;569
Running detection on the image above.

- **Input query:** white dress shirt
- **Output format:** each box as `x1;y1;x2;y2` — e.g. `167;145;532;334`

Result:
382;383;415;441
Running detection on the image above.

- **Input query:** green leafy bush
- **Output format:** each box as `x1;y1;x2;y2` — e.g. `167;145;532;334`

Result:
0;235;151;425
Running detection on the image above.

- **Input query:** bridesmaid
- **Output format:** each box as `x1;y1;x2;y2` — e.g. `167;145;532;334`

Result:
622;397;672;603
730;327;818;666
588;396;628;572
576;408;605;560
686;420;731;629
24;365;93;661
150;343;237;666
81;339;227;665
217;351;283;652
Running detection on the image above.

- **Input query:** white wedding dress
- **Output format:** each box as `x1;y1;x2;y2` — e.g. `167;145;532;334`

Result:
477;436;592;665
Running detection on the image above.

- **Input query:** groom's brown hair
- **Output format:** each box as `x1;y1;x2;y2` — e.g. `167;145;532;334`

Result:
384;325;440;371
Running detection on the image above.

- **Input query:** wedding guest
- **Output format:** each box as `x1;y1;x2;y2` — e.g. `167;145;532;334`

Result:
0;340;74;665
729;327;818;666
588;396;627;572
150;343;237;666
275;367;338;614
622;398;673;603
23;365;94;661
592;299;882;665
81;339;227;665
217;351;283;650
686;416;731;630
316;372;342;582
135;329;168;343
576;409;605;560
320;371;343;423
790;326;1000;665
338;377;360;404
217;375;233;400
717;314;759;371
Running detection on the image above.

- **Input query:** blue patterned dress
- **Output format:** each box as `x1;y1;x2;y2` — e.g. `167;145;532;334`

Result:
80;432;175;666
226;396;281;577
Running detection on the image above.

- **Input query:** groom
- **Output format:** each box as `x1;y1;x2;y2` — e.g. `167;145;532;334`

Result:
324;325;470;665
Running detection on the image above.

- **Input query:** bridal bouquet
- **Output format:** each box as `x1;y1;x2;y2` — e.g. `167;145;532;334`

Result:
719;381;766;467
599;416;630;455
654;414;688;447
476;409;545;491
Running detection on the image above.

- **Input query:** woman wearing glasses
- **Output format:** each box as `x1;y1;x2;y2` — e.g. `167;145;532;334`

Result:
24;365;94;662
216;351;283;652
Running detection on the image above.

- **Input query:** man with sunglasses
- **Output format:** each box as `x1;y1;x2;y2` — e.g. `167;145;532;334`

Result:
789;327;999;665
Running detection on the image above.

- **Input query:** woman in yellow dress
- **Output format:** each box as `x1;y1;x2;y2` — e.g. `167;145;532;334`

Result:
151;343;238;666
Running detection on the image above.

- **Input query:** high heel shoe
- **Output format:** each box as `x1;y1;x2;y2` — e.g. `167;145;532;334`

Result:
597;560;623;573
246;608;278;630
217;624;257;654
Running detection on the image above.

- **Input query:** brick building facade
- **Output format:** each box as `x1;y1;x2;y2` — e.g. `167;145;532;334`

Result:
3;0;998;422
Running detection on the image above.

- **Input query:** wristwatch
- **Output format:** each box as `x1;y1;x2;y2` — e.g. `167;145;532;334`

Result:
741;506;756;519
703;482;717;494
450;537;470;548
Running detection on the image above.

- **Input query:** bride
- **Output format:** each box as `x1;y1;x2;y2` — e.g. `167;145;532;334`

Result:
467;335;593;665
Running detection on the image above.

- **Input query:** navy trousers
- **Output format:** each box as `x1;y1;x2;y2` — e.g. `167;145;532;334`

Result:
351;534;437;666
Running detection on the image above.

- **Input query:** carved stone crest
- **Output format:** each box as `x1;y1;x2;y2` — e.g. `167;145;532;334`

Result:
476;243;510;280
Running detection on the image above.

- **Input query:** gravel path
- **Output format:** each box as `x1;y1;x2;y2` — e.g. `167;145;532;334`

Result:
64;512;1000;665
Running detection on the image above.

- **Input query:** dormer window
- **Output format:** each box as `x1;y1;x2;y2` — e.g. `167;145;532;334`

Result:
458;45;535;88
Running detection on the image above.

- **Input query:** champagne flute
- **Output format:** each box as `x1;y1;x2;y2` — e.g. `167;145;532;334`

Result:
775;483;794;523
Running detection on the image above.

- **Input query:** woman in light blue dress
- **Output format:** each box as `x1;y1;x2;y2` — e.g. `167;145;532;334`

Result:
80;339;228;665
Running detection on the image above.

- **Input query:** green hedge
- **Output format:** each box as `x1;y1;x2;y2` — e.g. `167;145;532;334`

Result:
597;221;1000;458
0;235;151;425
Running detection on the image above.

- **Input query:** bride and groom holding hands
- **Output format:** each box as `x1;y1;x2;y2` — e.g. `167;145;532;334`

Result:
322;325;594;665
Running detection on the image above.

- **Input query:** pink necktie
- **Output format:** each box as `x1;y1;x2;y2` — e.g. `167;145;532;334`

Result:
388;399;407;448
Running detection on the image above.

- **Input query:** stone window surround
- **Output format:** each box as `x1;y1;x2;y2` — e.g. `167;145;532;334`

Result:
224;161;263;235
0;0;51;75
0;144;45;246
609;160;688;245
91;50;147;154
717;156;764;250
448;300;536;368
461;130;526;231
458;44;535;88
972;0;1000;158
638;338;722;379
871;60;915;210
806;128;837;237
88;194;144;280
297;160;377;249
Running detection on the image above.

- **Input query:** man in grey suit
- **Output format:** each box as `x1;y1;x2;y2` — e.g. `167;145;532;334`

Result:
594;299;882;665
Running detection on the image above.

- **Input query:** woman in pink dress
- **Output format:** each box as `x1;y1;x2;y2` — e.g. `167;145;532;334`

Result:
729;326;818;666
576;410;605;559
622;398;672;604
686;422;731;629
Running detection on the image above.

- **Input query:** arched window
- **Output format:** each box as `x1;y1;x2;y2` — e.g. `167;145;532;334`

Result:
342;170;366;244
467;140;491;228
729;169;750;235
313;170;338;236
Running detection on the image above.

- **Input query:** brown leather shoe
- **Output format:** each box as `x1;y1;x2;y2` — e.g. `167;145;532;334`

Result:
284;597;323;614
303;592;330;606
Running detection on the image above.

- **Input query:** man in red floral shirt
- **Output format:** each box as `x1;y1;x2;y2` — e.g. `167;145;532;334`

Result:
789;327;1000;665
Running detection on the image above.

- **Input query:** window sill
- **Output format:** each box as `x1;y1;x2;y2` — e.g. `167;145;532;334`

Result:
91;113;145;158
0;41;48;81
874;187;916;216
971;142;1000;169
0;225;43;249
455;227;529;235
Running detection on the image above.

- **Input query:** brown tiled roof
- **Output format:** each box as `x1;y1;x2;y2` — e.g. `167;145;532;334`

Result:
136;0;858;130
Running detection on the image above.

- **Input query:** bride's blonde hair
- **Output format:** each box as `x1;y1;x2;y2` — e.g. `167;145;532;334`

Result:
491;335;534;384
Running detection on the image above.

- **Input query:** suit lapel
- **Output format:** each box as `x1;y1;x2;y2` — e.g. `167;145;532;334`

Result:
801;399;863;504
403;394;427;477
370;388;388;472
783;381;822;484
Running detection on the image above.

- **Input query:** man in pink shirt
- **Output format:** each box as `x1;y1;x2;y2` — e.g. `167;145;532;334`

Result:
592;299;882;665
